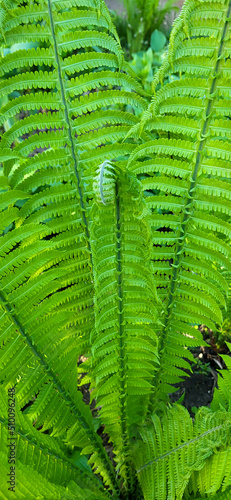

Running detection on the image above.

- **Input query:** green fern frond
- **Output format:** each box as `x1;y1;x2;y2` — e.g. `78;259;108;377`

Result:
0;47;55;75
128;0;231;407
0;0;14;42
0;391;107;496
134;404;231;500
0;172;118;490
89;162;159;485
210;345;231;412
187;448;231;498
0;451;109;500
0;92;63;127
195;488;231;500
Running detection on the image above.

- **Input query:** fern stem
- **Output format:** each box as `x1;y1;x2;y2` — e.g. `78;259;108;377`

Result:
148;0;231;413
47;0;90;246
0;291;119;493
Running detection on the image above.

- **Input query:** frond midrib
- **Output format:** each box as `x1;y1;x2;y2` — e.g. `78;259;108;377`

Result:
137;420;230;474
115;180;130;483
47;0;90;246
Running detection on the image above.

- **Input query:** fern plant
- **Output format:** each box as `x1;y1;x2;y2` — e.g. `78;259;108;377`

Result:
1;0;231;499
117;0;177;53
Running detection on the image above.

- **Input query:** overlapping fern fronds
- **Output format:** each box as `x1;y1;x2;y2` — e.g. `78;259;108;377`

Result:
1;0;231;499
128;0;231;408
134;404;231;500
134;349;231;500
0;391;111;499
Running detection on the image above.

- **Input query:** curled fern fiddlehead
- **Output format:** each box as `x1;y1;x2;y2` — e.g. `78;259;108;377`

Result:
94;160;116;205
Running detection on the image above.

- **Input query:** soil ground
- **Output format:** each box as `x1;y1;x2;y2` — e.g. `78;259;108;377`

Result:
170;370;215;416
79;342;229;418
169;340;229;415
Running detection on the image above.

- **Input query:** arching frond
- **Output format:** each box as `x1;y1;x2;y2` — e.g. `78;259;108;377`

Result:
128;0;231;407
134;404;231;500
0;391;109;499
88;162;159;484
